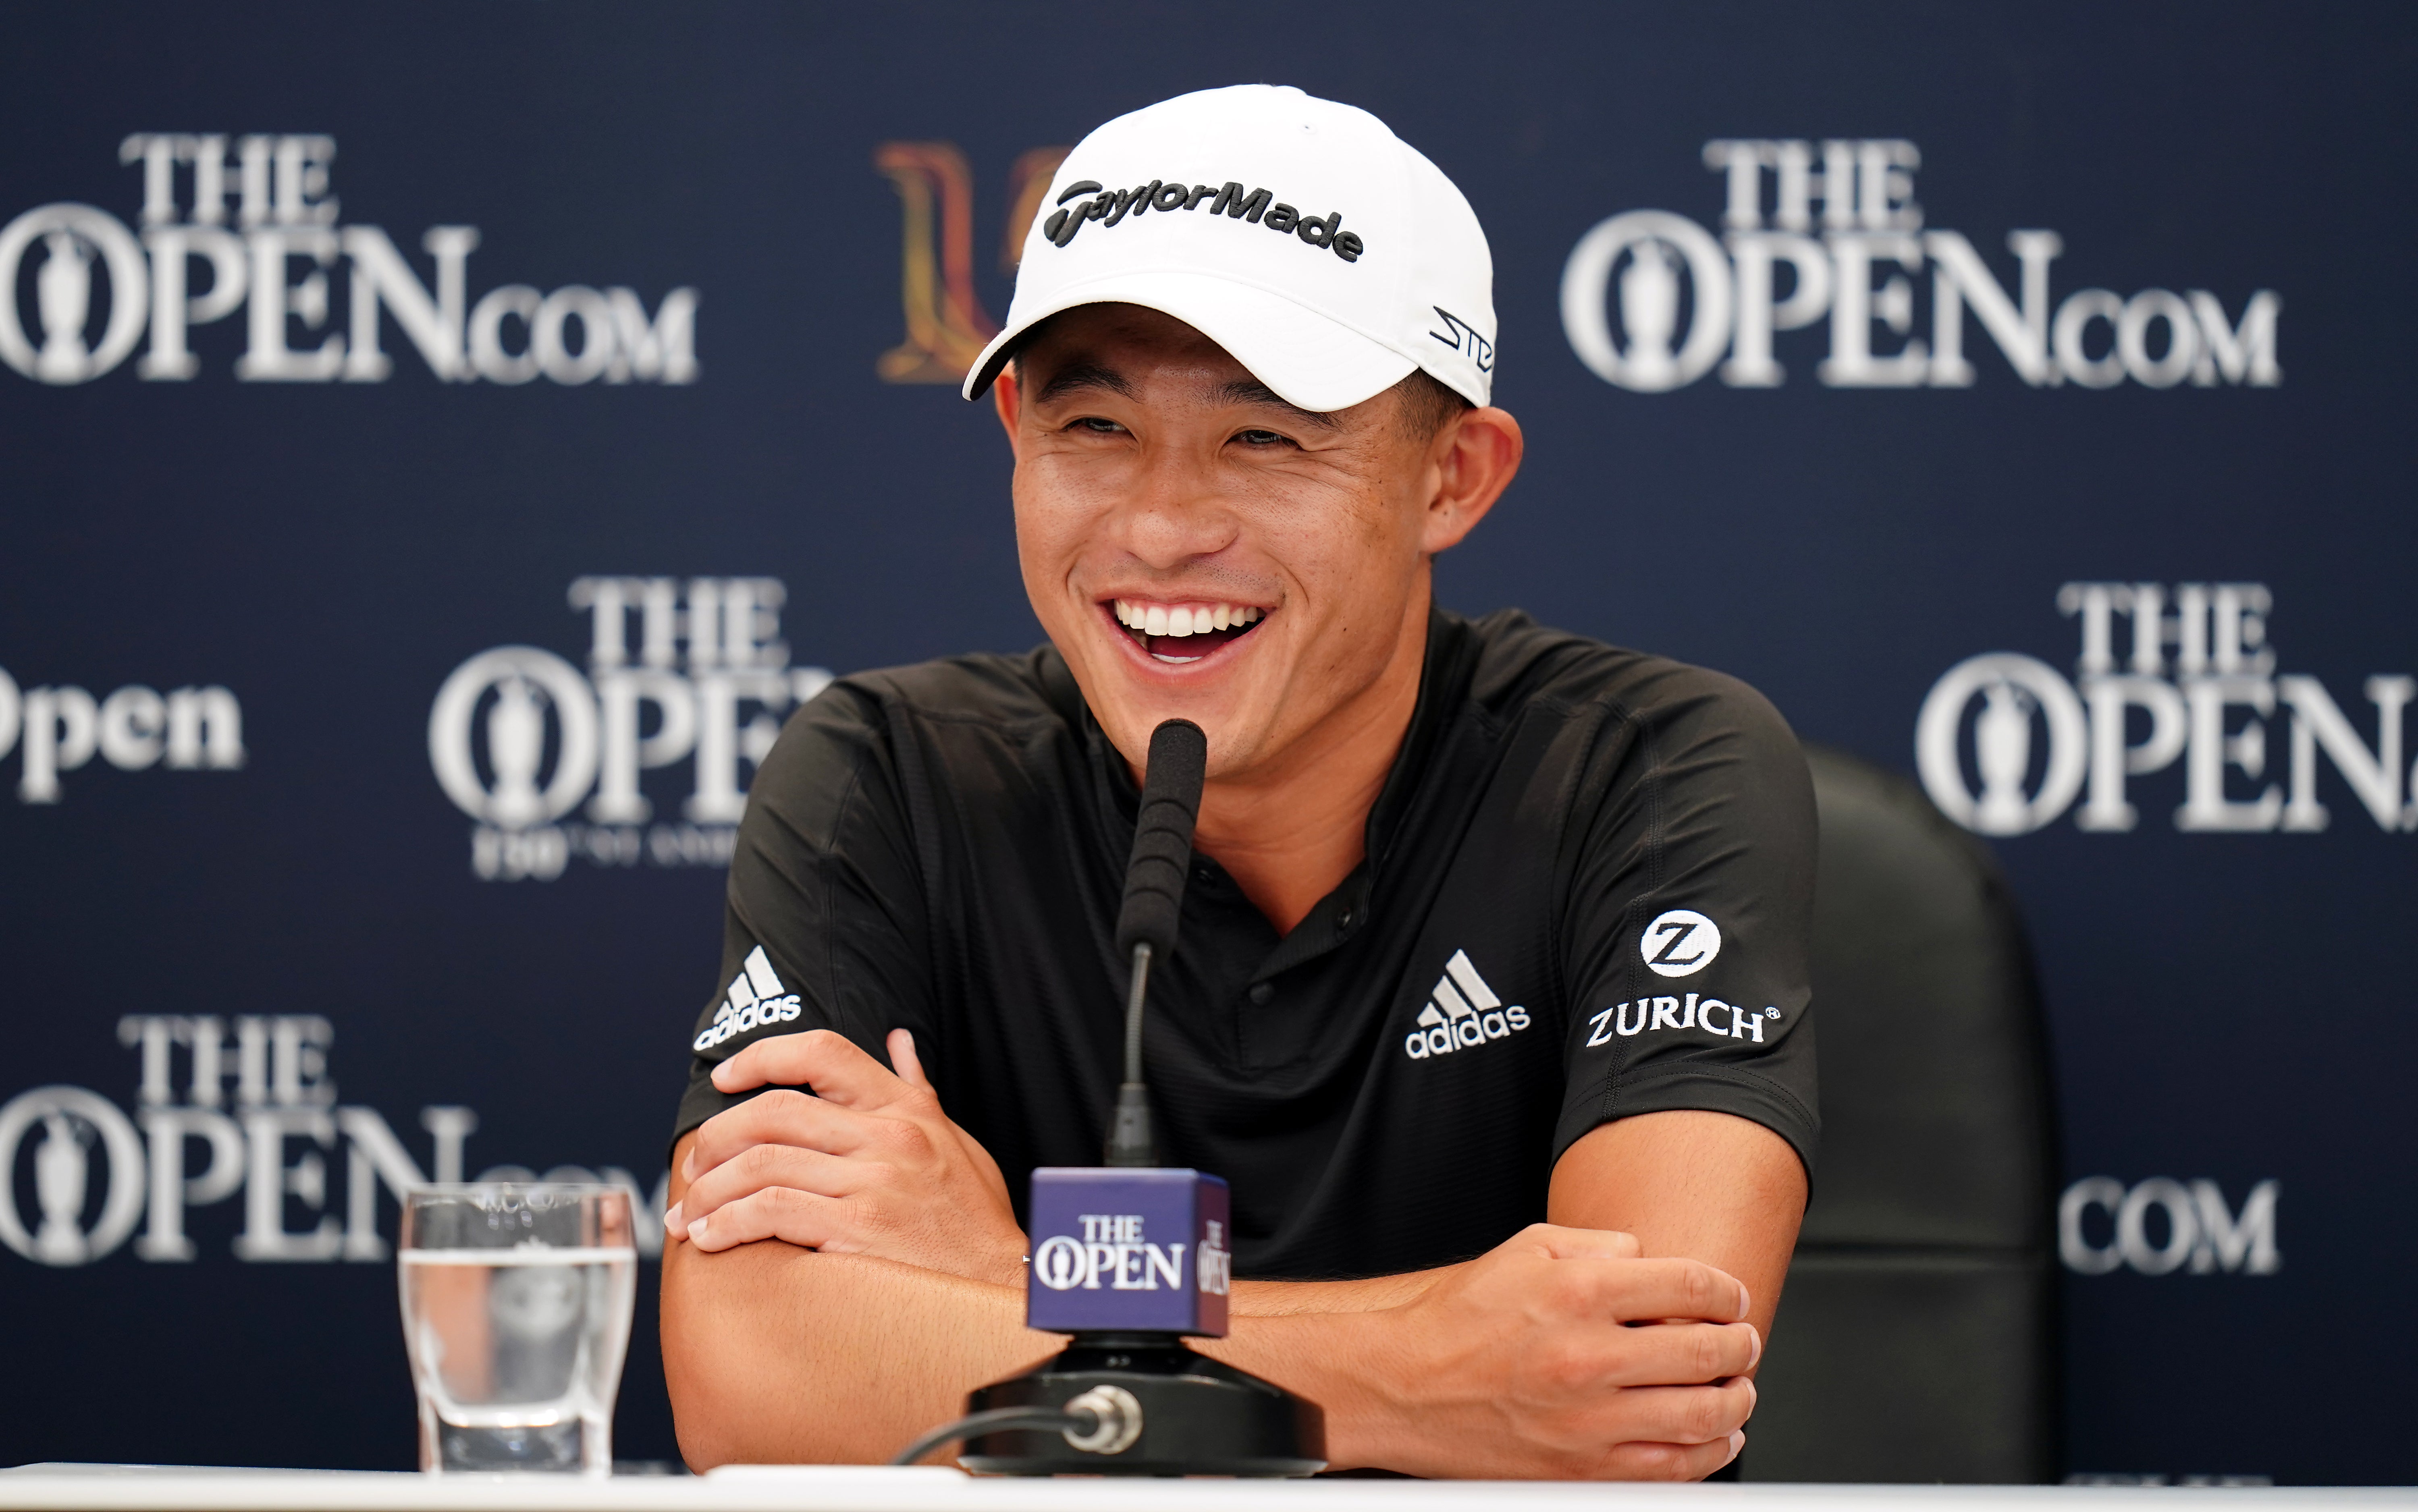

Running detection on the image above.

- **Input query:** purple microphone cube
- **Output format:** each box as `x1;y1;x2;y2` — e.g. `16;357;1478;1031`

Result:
1025;1168;1232;1337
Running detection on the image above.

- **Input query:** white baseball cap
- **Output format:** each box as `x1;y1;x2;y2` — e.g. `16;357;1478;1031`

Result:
962;84;1497;414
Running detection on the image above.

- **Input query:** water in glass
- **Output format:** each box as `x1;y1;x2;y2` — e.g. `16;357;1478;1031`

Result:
399;1184;636;1474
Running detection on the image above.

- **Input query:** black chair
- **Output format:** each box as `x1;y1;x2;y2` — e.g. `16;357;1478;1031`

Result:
1739;745;2060;1483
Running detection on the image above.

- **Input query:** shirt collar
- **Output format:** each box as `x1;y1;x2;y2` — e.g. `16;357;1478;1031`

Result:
1049;607;1476;965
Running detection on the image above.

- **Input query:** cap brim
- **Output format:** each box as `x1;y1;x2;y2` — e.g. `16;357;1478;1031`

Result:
961;270;1418;415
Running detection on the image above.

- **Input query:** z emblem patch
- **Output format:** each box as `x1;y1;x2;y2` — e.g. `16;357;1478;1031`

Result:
1640;910;1721;977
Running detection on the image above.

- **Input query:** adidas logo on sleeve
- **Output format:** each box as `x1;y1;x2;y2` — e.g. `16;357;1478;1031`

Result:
690;945;802;1052
1402;949;1532;1060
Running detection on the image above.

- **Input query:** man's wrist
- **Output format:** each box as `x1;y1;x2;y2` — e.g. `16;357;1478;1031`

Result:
1232;1265;1452;1317
1209;1306;1408;1474
986;1240;1031;1291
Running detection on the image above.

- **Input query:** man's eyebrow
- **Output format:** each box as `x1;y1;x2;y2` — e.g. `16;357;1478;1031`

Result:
1215;377;1341;430
1032;362;1136;406
1029;361;1340;431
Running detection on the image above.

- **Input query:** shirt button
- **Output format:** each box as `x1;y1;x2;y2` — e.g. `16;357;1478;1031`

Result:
1248;983;1275;1006
1338;908;1354;928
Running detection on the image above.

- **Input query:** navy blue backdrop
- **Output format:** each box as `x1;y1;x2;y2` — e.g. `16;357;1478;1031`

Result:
2;0;2410;1485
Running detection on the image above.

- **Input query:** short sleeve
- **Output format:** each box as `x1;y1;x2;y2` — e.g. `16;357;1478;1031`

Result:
1552;668;1820;1180
667;682;940;1156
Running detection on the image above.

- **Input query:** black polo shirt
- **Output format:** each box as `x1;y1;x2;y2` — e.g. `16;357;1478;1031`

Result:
671;609;1817;1280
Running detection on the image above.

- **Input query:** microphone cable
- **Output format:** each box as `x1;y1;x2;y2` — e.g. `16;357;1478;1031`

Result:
887;1404;1092;1467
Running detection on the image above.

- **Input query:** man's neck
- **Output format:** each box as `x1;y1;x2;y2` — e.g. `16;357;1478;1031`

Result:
1187;583;1433;936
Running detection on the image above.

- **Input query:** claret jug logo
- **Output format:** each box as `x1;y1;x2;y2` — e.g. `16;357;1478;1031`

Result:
1919;583;2414;836
3;133;697;387
1562;138;2279;393
429;577;833;881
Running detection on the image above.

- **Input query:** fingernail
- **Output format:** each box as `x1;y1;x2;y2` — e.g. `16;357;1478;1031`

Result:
1747;1324;1763;1369
663;1204;682;1231
1737;1285;1752;1321
1726;1430;1744;1462
688;1217;709;1245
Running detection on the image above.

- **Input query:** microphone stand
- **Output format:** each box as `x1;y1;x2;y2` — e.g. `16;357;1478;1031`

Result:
937;719;1325;1476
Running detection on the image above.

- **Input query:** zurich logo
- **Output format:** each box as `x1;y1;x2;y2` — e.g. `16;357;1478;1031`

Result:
1640;909;1722;977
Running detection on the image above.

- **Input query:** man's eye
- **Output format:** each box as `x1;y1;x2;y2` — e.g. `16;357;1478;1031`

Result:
1233;428;1292;448
1072;417;1126;435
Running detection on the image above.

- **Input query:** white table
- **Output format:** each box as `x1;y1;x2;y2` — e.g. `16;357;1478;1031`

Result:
1;1467;2409;1512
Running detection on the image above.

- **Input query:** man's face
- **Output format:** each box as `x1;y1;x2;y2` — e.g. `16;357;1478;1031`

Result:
999;305;1468;782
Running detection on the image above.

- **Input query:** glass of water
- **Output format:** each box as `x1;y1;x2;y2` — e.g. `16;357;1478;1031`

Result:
399;1184;637;1475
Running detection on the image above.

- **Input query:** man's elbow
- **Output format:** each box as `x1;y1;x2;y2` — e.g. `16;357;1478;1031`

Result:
662;1240;831;1468
662;1244;746;1469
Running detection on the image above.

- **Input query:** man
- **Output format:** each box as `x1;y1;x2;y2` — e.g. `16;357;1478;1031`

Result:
660;85;1816;1480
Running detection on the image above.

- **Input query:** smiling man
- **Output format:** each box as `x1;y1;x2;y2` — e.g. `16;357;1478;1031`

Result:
659;85;1818;1479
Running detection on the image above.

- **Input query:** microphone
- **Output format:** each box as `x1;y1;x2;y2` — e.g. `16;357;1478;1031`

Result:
1107;718;1207;1167
914;717;1325;1477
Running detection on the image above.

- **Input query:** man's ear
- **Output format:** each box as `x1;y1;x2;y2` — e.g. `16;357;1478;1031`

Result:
1419;405;1525;555
992;363;1022;450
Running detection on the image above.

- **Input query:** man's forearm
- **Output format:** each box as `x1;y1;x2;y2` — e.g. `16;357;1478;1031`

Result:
665;1157;1446;1461
665;1236;1441;1469
661;1238;1047;1467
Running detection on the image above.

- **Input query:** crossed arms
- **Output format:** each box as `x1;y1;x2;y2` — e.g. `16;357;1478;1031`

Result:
660;1029;1805;1479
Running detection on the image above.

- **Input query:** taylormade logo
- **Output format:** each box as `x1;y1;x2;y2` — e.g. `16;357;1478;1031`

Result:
1402;950;1532;1060
1043;178;1365;262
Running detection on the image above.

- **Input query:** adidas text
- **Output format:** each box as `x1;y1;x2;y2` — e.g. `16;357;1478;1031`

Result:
691;945;801;1052
1403;949;1533;1060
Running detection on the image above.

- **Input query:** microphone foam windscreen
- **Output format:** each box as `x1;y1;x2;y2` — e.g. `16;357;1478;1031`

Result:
1113;719;1208;960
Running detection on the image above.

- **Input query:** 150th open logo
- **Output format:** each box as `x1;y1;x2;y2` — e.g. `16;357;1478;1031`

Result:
428;577;833;881
3;132;697;386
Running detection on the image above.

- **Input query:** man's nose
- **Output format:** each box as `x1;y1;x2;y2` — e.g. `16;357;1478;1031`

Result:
1115;447;1240;568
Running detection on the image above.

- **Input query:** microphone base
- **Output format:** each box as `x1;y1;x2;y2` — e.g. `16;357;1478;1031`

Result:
961;1332;1325;1477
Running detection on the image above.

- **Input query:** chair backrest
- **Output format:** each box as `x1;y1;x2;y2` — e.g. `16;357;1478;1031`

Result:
1739;744;2060;1483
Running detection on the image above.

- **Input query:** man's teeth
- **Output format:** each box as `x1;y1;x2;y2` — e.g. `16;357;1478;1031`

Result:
1111;601;1265;638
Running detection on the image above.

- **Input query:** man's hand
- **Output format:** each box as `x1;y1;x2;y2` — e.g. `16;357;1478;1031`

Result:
1213;1222;1758;1480
666;1029;1028;1286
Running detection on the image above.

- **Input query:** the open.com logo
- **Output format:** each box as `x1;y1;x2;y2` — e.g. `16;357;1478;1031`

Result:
3;132;698;388
1560;136;2279;394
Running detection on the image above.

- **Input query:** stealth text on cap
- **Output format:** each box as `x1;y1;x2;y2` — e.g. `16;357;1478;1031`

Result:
1043;178;1365;263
